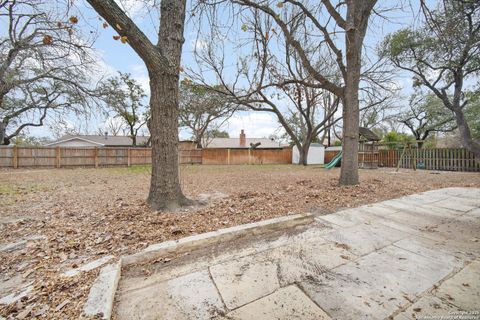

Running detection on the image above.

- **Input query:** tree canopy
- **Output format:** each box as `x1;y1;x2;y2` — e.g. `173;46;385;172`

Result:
382;0;480;160
100;72;148;146
0;0;98;144
179;81;235;148
396;93;457;147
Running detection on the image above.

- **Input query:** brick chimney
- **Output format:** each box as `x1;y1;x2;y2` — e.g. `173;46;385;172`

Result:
239;129;246;147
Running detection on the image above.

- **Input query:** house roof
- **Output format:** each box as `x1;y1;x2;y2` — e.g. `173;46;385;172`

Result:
359;127;380;141
45;135;150;147
205;137;281;149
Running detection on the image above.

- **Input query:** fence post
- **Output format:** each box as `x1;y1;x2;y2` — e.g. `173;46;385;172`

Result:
396;146;406;172
248;149;251;165
414;146;417;170
94;147;99;168
12;145;18;169
56;147;61;168
127;148;131;167
227;149;231;165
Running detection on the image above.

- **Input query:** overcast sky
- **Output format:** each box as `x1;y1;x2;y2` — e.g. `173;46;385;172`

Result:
26;0;430;140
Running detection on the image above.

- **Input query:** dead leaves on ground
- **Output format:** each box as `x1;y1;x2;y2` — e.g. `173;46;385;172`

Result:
0;167;479;318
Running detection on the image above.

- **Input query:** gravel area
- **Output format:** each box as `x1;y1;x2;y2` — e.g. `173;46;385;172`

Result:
1;165;479;318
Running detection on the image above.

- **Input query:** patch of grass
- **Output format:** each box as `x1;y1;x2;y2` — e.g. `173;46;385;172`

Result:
5;183;46;194
0;183;47;195
0;183;46;207
0;184;15;195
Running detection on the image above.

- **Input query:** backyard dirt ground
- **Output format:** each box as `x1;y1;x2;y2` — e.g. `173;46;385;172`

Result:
1;165;480;318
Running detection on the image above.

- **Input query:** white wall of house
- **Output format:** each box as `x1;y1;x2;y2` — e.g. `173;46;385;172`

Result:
292;144;325;165
47;139;101;148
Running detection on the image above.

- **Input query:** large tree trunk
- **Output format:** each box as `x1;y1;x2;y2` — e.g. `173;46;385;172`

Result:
339;15;360;185
146;0;190;210
340;87;359;185
298;142;310;166
453;108;480;164
86;0;191;211
339;1;375;185
147;70;191;210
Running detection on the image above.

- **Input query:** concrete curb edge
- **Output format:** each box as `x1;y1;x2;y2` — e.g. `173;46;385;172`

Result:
82;212;314;319
82;261;121;320
122;212;314;267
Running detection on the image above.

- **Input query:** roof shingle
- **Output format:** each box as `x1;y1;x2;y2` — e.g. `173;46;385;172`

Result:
47;135;150;146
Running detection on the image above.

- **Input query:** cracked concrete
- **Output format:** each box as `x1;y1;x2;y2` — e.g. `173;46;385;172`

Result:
113;188;480;320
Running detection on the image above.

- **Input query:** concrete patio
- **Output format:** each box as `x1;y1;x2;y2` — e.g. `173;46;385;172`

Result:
113;188;480;320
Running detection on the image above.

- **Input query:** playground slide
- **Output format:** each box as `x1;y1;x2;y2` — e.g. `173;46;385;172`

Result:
325;151;342;169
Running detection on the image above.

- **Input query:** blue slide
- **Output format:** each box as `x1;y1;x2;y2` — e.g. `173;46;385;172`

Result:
325;151;342;169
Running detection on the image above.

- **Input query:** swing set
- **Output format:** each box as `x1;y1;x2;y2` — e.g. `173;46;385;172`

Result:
376;139;427;172
394;141;418;172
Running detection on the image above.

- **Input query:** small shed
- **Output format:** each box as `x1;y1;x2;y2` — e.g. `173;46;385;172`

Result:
292;143;325;165
358;127;380;169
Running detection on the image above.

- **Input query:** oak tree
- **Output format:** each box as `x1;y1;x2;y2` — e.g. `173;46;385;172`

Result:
0;0;97;145
382;0;480;162
100;72;148;146
194;0;378;183
397;93;456;148
179;81;235;148
85;0;192;210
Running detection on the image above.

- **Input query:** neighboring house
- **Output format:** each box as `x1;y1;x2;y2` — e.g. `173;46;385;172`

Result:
46;130;284;149
178;140;198;151
45;134;150;147
205;130;283;149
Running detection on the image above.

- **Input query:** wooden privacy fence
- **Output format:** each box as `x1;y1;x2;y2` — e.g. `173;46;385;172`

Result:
324;147;479;172
378;148;480;172
0;146;291;169
2;146;476;171
0;146;202;168
202;148;292;165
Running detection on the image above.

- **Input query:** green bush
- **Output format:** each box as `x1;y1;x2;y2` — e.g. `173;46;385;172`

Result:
382;131;414;149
